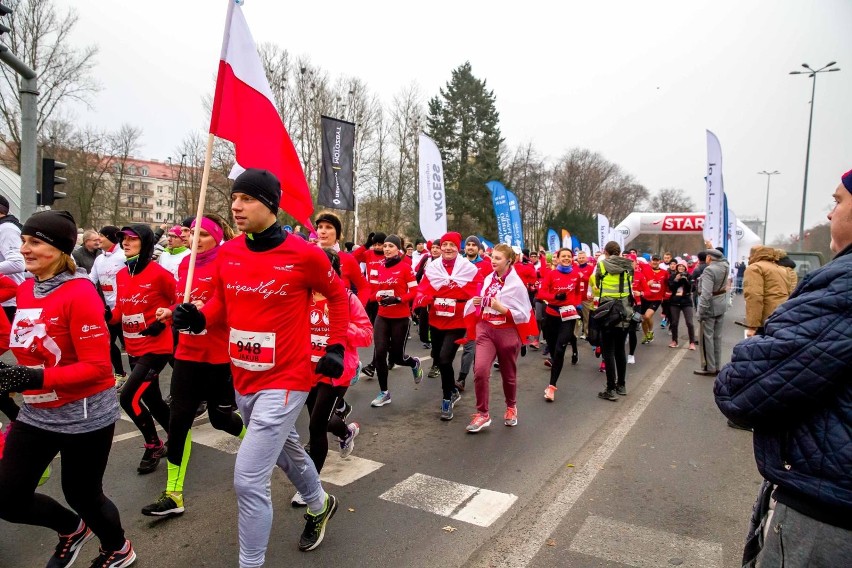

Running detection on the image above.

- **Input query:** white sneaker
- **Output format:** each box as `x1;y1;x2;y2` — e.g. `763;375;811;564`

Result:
627;355;636;364
291;491;307;507
339;422;360;458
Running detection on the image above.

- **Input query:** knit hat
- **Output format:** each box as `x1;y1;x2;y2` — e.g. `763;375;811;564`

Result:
372;232;387;245
99;225;120;244
465;235;482;250
439;232;461;249
231;168;281;214
22;210;77;255
842;169;852;193
315;212;342;240
385;234;402;249
181;216;194;228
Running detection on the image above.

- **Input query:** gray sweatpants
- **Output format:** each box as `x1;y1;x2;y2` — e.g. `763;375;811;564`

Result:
460;339;475;376
756;503;852;567
234;389;326;568
700;314;724;372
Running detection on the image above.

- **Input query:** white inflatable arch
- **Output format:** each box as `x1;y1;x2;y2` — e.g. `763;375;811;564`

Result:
612;212;761;255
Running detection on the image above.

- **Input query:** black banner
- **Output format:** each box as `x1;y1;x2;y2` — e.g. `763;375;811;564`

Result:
318;116;355;211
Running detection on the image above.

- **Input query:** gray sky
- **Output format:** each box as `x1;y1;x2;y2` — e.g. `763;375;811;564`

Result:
58;0;851;241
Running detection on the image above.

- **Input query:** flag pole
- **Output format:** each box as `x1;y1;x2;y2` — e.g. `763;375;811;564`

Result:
182;132;216;302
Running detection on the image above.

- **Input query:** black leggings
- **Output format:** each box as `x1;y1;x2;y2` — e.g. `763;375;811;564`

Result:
416;307;430;343
305;383;349;473
628;324;638;356
669;304;696;343
544;314;577;387
167;360;243;467
374;316;416;391
107;322;125;376
0;420;126;551
0;393;20;422
429;326;465;399
119;353;171;445
601;327;629;391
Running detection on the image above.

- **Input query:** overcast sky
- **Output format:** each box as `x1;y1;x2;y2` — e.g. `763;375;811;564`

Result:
57;0;851;241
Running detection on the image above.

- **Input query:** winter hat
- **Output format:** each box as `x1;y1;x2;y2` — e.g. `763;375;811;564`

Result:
168;226;183;238
231;168;281;214
181;216;194;228
842;169;852;193
23;210;77;255
439;232;462;249
385;234;402;249
465;235;482;250
706;248;723;260
373;232;387;245
99;225;120;244
315;212;342;240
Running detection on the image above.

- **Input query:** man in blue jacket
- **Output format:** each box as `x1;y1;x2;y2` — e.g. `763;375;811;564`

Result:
714;169;852;566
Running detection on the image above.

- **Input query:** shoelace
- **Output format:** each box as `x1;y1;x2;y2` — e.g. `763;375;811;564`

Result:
55;527;85;557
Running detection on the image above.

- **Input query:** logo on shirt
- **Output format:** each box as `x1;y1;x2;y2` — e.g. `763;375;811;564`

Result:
80;323;102;334
139;283;152;289
273;264;295;272
225;279;289;300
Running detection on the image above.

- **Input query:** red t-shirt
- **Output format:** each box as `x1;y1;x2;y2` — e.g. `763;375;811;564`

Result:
112;262;176;356
640;266;670;301
374;258;417;319
174;256;229;364
575;262;595;300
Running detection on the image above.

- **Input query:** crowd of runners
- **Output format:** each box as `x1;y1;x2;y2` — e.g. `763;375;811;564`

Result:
0;167;772;567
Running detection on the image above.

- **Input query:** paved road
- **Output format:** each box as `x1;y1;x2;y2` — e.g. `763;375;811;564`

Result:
0;297;761;567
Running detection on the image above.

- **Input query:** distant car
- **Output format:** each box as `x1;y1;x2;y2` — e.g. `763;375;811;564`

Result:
785;252;825;280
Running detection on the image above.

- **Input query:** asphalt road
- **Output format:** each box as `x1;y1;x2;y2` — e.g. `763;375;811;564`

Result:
0;296;761;568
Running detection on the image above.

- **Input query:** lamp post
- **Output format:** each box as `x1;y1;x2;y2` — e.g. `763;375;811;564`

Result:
790;61;840;250
757;170;779;244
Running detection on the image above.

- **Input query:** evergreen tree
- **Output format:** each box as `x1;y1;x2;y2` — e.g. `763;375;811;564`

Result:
425;62;503;237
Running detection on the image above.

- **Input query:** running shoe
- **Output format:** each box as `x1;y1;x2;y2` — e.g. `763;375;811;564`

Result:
137;441;165;474
660;318;667;329
542;346;550;356
648;331;655;342
455;376;466;392
529;339;540;350
422;342;431;349
291;491;307;508
688;342;696;351
627;355;636;364
440;399;453;421
493;361;500;370
466;413;492;433
616;385;627;396
370;391;391;407
669;341;678;348
350;363;361;386
504;406;518;427
641;334;651;345
450;390;462;407
594;346;601;358
427;366;440;378
544;357;552;368
571;351;579;365
334;400;352;422
412;357;423;384
362;363;375;378
599;361;606;373
544;385;557;402
597;389;618;402
339;422;360;458
579;333;587;341
87;540;136;568
141;491;185;517
299;494;338;552
47;521;93;568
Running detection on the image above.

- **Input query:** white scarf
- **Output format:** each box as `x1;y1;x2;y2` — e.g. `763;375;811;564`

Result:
424;254;479;290
464;267;532;324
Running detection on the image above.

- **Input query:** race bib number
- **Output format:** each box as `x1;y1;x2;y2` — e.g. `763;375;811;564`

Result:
310;333;329;363
369;269;379;284
229;329;276;371
559;305;580;321
434;297;456;318
649;281;662;292
122;313;147;339
482;306;506;326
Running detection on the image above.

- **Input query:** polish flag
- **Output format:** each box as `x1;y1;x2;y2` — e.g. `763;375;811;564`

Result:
210;0;314;225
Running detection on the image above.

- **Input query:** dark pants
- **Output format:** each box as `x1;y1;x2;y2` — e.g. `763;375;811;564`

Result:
601;327;629;391
669;304;696;343
305;382;349;474
755;503;852;567
0;394;20;422
429;326;465;399
0;420;126;551
107;322;125;376
544;314;577;387
416;307;430;343
628;324;638;356
119;353;171;445
374;316;416;392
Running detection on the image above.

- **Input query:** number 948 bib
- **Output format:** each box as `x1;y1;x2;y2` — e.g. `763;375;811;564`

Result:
229;328;276;371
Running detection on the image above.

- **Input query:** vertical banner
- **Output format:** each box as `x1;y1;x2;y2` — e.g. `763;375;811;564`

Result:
727;202;738;277
597;214;610;247
418;134;447;240
571;236;581;253
581;243;591;256
705;130;726;248
478;236;495;251
561;229;571;249
318;116;356;211
546;228;560;253
486;181;513;245
505;189;524;248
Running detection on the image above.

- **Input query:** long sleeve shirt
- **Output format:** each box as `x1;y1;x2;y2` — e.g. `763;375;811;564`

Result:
374;257;417;319
110;263;176;356
538;268;584;317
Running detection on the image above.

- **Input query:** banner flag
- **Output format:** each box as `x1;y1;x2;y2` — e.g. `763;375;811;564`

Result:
486;181;513;245
506;189;524;248
727;200;738;277
597;214;610;247
581;243;591;255
546;228;560;253
571;236;580;253
478;236;495;251
592;242;600;255
318;116;355;211
418;134;447;240
561;229;571;249
705;130;726;248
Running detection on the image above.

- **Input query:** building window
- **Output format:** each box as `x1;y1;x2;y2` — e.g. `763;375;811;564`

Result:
113;163;120;174
128;182;135;190
127;195;134;204
141;167;149;176
142;197;148;205
128;165;135;175
167;200;173;207
156;212;162;221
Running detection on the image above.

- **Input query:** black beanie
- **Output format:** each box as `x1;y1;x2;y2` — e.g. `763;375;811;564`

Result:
315;212;342;240
385;234;402;249
373;232;387;245
231;168;281;214
99;225;121;244
23;210;77;255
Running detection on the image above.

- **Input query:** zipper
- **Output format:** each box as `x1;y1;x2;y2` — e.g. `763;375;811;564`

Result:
774;523;784;567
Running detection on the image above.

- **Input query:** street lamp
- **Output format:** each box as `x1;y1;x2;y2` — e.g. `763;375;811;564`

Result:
790;61;840;250
757;170;779;244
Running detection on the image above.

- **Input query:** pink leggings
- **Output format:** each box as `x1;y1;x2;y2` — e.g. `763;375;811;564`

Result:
473;322;521;415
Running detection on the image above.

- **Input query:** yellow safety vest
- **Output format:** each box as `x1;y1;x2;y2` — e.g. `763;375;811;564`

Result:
593;262;632;299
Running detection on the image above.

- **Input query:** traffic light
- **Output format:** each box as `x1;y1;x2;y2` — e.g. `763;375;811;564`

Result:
39;158;66;206
0;3;12;39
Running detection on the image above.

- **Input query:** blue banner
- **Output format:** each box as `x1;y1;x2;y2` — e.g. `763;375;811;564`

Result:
571;236;580;253
478;236;494;251
505;189;524;248
486;181;513;246
723;193;730;258
546;228;560;253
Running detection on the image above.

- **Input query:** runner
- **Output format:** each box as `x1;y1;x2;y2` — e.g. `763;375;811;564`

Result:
314;212;370;306
456;236;492;392
574;250;595;341
414;241;441;370
172;168;346;560
353;232;387;378
639;254;669;344
110;224;174;474
157;225;191;280
368;235;421;408
89;226;128;387
464;244;535;432
0;211;136;568
414;232;480;420
537;248;583;401
140;215;246;518
528;249;548;350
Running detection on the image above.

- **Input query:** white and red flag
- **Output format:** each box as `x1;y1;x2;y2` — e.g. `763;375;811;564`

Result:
210;0;314;225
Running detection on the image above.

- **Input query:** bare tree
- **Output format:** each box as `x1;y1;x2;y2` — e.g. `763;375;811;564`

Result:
503;142;553;247
107;124;142;224
0;0;99;167
648;187;695;212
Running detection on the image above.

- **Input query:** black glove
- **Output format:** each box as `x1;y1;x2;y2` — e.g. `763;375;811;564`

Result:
104;306;112;323
0;366;44;394
173;303;206;334
379;296;402;307
316;343;345;379
365;232;376;248
555;292;567;301
139;320;166;337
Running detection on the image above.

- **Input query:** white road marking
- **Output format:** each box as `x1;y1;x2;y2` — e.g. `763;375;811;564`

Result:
380;473;517;527
569;515;723;568
320;452;384;486
493;349;689;568
190;422;241;454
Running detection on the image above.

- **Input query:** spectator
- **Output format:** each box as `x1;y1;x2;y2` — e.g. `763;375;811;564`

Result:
694;248;729;376
72;229;102;274
774;249;798;292
743;246;792;337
